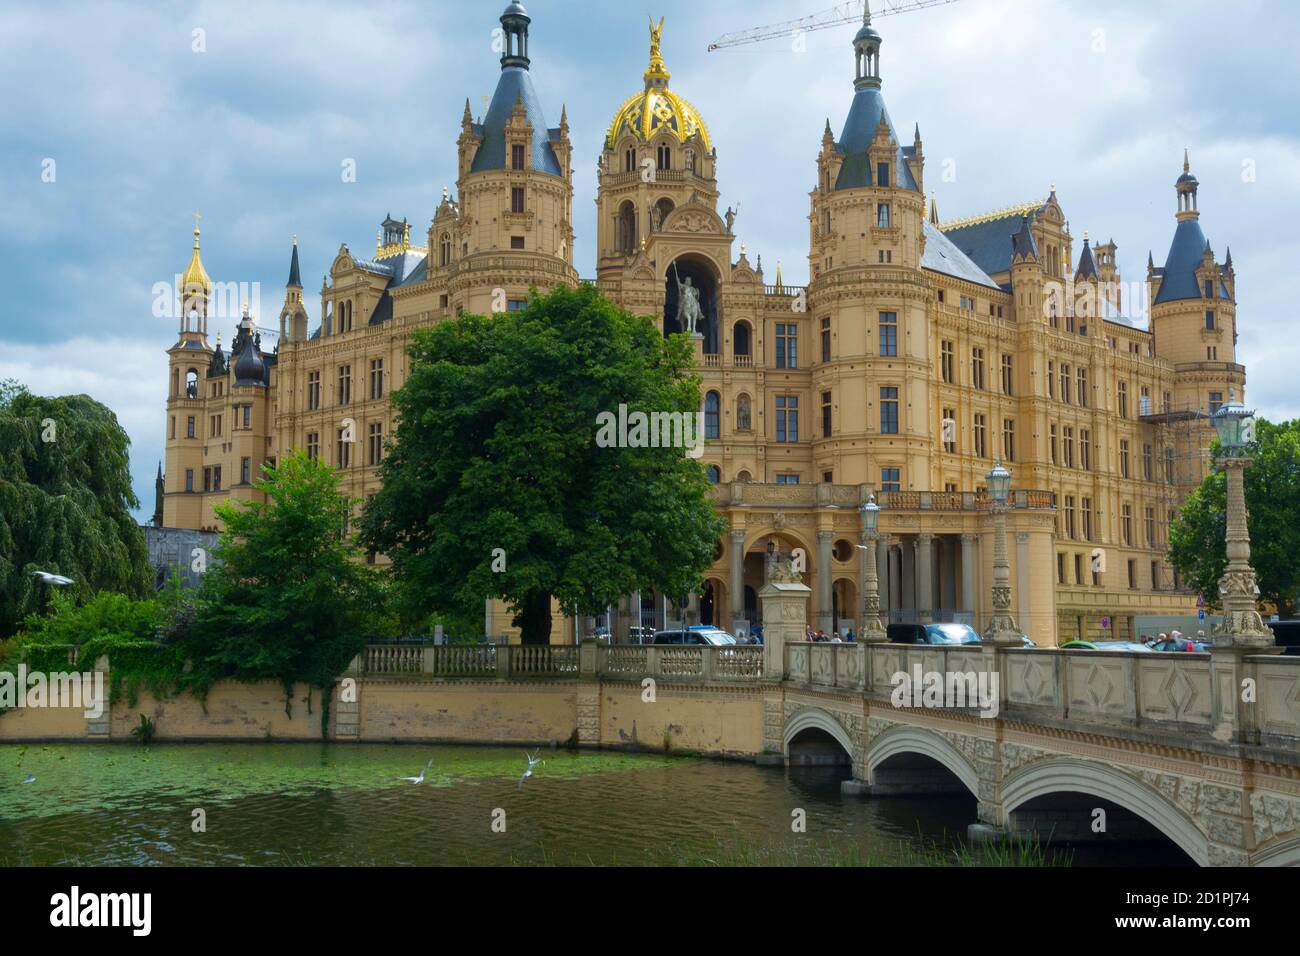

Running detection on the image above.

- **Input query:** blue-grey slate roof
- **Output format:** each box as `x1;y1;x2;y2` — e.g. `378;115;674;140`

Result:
922;221;1001;290
1155;218;1231;304
942;209;1044;278
833;87;918;192
470;66;562;177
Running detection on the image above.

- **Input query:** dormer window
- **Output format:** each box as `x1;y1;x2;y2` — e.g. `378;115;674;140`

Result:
511;143;525;170
1204;279;1214;298
440;233;452;267
877;162;890;187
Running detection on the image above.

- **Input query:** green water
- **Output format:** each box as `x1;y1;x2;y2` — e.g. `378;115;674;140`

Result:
0;744;1182;866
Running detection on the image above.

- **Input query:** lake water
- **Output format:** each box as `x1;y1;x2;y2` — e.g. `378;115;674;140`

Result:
0;744;1189;866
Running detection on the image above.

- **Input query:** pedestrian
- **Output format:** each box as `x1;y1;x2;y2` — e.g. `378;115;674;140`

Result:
845;627;856;643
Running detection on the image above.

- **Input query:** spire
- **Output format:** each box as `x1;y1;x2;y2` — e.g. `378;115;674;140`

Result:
853;0;883;90
928;192;939;226
181;210;212;298
287;235;301;288
1011;214;1038;262
1176;147;1200;218
499;2;531;71
1076;232;1097;279
645;16;670;90
775;259;785;291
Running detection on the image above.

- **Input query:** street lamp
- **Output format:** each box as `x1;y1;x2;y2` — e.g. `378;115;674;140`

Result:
857;495;886;642
983;463;1021;645
1209;397;1276;651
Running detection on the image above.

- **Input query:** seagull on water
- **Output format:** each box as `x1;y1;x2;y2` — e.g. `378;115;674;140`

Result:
518;750;544;790
399;759;433;784
31;570;75;586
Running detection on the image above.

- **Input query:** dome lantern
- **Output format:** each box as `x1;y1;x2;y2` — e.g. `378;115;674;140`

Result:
605;17;711;153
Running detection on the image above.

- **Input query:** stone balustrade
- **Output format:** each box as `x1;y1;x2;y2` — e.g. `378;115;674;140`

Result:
362;642;766;684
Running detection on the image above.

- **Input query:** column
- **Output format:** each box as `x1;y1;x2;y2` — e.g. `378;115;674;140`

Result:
877;536;890;620
729;529;746;628
961;534;977;619
916;533;935;624
816;531;834;634
1017;532;1032;640
890;545;902;616
901;541;915;615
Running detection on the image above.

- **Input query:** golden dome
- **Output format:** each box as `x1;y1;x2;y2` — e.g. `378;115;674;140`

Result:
605;17;711;152
181;211;212;296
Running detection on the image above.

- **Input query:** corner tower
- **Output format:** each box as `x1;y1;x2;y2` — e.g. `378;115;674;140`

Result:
449;1;577;316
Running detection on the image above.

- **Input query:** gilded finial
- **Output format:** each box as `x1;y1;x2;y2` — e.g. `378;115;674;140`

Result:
181;211;212;296
1184;147;1190;173
645;16;669;87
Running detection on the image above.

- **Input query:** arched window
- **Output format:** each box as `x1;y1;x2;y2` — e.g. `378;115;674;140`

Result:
706;466;721;485
705;391;721;440
185;369;199;399
657;144;672;171
733;321;751;357
440;233;452;267
625;147;637;173
618;201;638;255
736;470;752;483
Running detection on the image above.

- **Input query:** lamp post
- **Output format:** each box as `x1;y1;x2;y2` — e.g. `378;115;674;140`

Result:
1210;399;1277;651
858;496;886;642
983;462;1021;645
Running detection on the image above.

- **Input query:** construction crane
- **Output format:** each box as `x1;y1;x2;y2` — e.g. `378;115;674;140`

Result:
708;0;961;52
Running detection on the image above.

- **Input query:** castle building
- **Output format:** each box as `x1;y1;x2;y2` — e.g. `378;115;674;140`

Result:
161;3;1243;645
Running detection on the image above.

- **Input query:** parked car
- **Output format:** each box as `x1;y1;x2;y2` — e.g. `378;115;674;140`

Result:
1268;620;1300;657
1060;640;1099;650
1150;636;1210;653
1060;640;1152;652
652;627;737;647
887;623;982;646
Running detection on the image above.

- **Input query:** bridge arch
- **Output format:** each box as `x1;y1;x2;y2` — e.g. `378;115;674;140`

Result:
1001;758;1209;866
1251;835;1300;867
783;707;855;762
866;725;980;797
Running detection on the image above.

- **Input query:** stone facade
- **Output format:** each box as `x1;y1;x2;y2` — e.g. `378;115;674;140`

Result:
157;5;1243;645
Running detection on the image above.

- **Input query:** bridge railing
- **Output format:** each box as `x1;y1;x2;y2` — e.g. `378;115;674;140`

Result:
361;643;766;684
783;641;1300;740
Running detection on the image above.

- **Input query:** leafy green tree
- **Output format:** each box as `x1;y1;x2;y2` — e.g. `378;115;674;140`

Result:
362;284;726;645
1169;417;1300;617
188;451;387;699
0;380;152;637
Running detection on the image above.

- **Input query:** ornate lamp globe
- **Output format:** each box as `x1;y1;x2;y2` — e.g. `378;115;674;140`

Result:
860;495;880;534
987;463;1012;505
1212;398;1254;454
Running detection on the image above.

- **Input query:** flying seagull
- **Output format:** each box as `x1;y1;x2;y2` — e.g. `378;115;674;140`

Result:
399;759;433;784
518;750;544;790
21;773;35;784
31;570;74;586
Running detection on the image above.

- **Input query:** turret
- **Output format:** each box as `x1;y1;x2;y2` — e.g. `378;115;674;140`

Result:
279;236;309;343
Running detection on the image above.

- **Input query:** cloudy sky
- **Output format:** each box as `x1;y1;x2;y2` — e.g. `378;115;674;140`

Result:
2;0;1297;520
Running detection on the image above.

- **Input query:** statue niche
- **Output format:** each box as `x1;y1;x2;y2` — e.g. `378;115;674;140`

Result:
664;255;719;354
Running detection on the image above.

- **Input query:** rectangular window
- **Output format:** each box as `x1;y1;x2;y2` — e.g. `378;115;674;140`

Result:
1001;354;1014;396
1120;439;1130;479
1063;427;1075;468
511;236;525;250
338;365;352;406
1205;310;1216;331
202;467;212;493
1047;361;1055;399
1049;424;1058;465
881;468;901;492
880;387;899;434
213;466;221;491
821;317;831;363
877;203;891;228
240;457;251;485
242;405;251;430
775;474;801;485
1080;429;1091;471
1128;559;1137;590
1077;367;1088;407
822;392;833;438
1145;506;1156;547
1060;364;1071;404
308;371;321;411
1118;381;1128;418
942;408;957;454
368;422;384;466
186;416;195;439
511;187;525;213
1122;504;1133;546
1075;553;1084;586
185;469;194;493
776;324;798;369
973;414;988;458
877;162;890;187
1002;418;1015;462
1208;391;1224;415
370;359;384;401
879;312;898;357
971;348;985;390
940;340;955;384
1143;444;1154;481
1057;553;1066;585
337;428;352;469
511;143;525;170
306;432;320;462
1082;497;1093;541
1065;495;1076;539
776;395;799;443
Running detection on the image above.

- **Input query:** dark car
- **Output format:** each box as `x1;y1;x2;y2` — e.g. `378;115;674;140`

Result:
887;623;982;646
1269;621;1300;657
652;628;737;647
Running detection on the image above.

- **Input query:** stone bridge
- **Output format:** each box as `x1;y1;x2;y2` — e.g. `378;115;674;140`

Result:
776;641;1300;867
